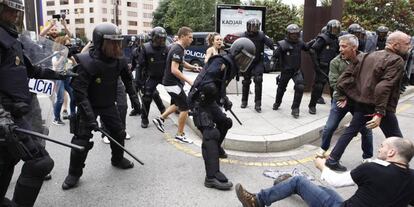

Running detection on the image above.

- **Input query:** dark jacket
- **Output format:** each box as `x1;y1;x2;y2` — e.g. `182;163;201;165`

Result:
337;49;405;115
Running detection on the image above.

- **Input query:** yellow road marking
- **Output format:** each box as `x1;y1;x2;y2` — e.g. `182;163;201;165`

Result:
163;133;315;167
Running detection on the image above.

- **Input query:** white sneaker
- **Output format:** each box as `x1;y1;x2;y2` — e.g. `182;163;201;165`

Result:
102;136;110;144
152;117;165;133
125;133;132;140
175;133;193;144
316;148;327;158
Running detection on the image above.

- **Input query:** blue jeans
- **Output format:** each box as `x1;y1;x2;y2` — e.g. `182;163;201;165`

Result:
321;99;373;159
329;110;402;161
54;78;76;120
257;176;343;207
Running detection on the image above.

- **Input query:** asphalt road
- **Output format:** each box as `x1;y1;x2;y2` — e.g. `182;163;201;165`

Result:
5;93;414;207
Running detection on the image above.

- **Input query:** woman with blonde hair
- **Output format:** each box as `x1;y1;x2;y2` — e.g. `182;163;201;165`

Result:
204;32;224;63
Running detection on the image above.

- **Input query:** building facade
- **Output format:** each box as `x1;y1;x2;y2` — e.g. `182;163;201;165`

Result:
41;0;159;40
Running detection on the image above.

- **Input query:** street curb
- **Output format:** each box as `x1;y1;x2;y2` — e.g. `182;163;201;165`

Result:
161;84;414;153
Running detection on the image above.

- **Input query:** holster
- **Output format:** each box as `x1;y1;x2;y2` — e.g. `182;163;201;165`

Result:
192;106;213;129
69;113;78;134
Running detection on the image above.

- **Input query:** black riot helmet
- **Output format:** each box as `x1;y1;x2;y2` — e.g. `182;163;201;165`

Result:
92;22;123;51
0;0;25;34
376;26;389;41
230;37;256;73
286;24;301;43
150;26;167;47
326;19;341;37
246;18;261;35
348;23;363;35
137;33;150;46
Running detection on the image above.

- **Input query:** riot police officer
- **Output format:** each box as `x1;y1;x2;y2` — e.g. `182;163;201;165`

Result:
272;24;309;118
0;1;64;205
188;37;256;190
376;26;389;51
308;19;341;114
240;18;274;113
62;23;141;190
348;23;366;51
138;27;167;128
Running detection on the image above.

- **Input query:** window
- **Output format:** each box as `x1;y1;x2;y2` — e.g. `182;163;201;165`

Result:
127;30;137;34
60;9;69;14
75;28;85;38
128;21;137;26
143;22;151;27
143;13;152;18
143;4;153;10
75;18;85;24
74;0;84;3
127;2;137;7
89;0;94;2
102;18;108;22
59;0;68;5
46;1;55;6
102;8;107;14
117;20;122;25
89;8;94;13
90;18;94;23
47;10;55;16
103;0;107;3
191;38;204;46
127;11;137;17
74;8;84;14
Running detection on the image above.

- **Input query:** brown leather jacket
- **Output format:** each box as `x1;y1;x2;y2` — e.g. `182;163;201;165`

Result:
337;49;405;116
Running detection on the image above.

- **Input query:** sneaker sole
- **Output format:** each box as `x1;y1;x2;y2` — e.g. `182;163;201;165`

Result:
175;137;193;144
204;181;232;190
152;119;165;133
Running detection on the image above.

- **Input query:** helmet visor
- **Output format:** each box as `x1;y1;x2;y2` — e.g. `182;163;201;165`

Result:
153;36;166;47
288;33;300;42
2;0;25;11
235;49;255;73
330;26;340;36
103;34;123;41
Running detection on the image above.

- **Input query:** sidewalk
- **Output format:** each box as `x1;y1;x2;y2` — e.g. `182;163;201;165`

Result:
157;71;414;153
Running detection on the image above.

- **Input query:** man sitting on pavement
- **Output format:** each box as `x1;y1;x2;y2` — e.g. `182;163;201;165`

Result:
235;137;414;207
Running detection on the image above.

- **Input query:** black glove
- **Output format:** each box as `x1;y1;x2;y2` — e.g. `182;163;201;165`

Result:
129;94;141;111
220;97;232;111
0;109;16;138
86;120;99;131
58;69;79;78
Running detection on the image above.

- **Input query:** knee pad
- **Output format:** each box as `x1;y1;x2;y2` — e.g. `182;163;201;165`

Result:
253;76;263;84
202;128;220;141
21;155;54;180
223;118;233;130
242;79;251;86
71;136;94;150
294;83;305;92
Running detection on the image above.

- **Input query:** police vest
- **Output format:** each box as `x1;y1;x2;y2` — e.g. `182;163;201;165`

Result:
143;42;167;79
278;39;304;70
75;53;121;108
241;31;266;63
0;27;31;105
317;33;339;65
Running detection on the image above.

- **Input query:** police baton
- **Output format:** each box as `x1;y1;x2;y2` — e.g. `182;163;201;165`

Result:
96;128;144;165
14;128;85;152
228;109;242;125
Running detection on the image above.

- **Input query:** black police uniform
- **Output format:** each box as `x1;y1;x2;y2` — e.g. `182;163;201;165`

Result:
0;26;55;206
376;38;386;51
138;41;167;125
308;32;339;109
65;48;137;186
273;39;308;113
239;31;274;111
188;55;235;188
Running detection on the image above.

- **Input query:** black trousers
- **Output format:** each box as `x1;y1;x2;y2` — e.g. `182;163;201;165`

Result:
193;103;232;178
0;117;54;206
242;62;264;104
69;106;125;177
309;65;329;107
141;77;165;121
275;69;305;109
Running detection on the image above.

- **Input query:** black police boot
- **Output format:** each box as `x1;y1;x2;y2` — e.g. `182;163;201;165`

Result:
272;102;280;110
240;101;247;108
317;97;326;104
308;106;316;115
62;174;80;190
112;157;134;169
255;101;262;113
291;108;299;119
325;158;347;172
141;118;149;128
44;174;52;181
204;172;233;190
218;147;228;159
129;109;141;116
